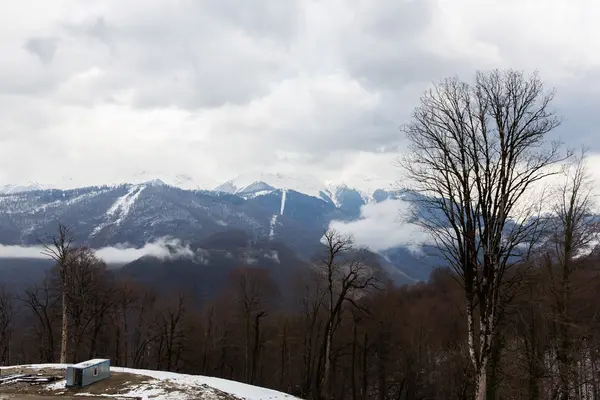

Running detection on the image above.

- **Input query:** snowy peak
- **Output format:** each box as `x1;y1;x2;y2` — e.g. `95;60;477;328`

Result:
213;181;238;194
237;181;275;195
214;173;328;199
214;172;399;206
145;179;167;187
0;183;53;194
128;171;216;191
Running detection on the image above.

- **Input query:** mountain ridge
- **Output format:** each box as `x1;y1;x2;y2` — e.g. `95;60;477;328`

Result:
0;178;437;284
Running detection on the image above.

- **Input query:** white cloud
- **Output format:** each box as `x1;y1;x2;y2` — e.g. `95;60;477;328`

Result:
0;237;194;264
329;199;432;252
0;244;47;259
94;237;194;264
0;0;598;190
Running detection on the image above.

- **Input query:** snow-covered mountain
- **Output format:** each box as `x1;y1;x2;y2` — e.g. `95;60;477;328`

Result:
213;172;402;217
214;173;331;200
0;182;54;194
0;177;436;282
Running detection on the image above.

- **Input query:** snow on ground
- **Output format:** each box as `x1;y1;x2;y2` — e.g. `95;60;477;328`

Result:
4;364;301;400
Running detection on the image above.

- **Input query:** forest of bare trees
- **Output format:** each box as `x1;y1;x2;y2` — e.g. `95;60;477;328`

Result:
0;69;598;400
1;240;599;399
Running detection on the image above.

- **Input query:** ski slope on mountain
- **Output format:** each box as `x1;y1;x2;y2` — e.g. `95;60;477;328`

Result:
2;364;301;400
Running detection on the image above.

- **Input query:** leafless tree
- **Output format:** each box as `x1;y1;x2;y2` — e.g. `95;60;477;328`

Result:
57;247;114;362
547;150;599;399
401;69;566;399
113;280;139;367
156;293;186;372
41;222;75;364
312;229;377;400
231;267;277;385
20;277;56;363
0;286;13;365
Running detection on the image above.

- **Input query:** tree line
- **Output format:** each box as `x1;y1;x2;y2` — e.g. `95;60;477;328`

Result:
0;69;598;399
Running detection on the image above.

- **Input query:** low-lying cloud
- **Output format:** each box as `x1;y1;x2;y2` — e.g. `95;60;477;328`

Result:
94;238;194;264
329;198;432;253
0;237;194;264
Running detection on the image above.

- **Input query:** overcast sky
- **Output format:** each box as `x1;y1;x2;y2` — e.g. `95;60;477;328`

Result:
0;0;599;190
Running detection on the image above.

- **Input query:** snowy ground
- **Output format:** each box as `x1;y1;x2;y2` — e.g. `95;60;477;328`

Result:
0;364;301;400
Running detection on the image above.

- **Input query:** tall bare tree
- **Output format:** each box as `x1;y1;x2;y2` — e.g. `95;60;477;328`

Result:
313;229;377;400
230;267;277;385
41;222;75;364
57;247;114;362
20;277;56;363
401;69;565;399
548;150;599;399
0;286;13;365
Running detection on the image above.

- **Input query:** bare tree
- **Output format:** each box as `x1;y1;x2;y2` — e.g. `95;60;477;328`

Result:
313;229;377;400
401;69;566;399
114;280;139;367
41;222;75;364
57;247;114;362
230;267;277;385
0;286;13;365
157;293;186;372
547;150;599;399
20;278;56;363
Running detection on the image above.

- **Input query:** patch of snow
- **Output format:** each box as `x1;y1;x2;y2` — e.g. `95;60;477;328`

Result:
5;364;300;400
264;250;280;263
241;189;275;199
279;189;287;215
91;185;145;235
269;215;278;239
44;378;67;391
28;188;112;214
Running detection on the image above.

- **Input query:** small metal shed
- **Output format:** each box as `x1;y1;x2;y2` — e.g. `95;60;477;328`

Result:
66;358;110;387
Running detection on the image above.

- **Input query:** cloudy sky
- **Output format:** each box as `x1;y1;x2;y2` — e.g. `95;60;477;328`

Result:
0;0;599;190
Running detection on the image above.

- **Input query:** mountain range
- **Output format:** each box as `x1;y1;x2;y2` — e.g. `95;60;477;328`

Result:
0;174;441;297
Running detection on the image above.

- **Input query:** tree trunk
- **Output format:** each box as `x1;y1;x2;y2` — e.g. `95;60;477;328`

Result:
557;272;572;400
60;289;68;364
245;314;251;383
323;320;333;399
475;363;488;400
279;320;287;391
351;322;357;400
251;313;263;385
362;333;368;400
